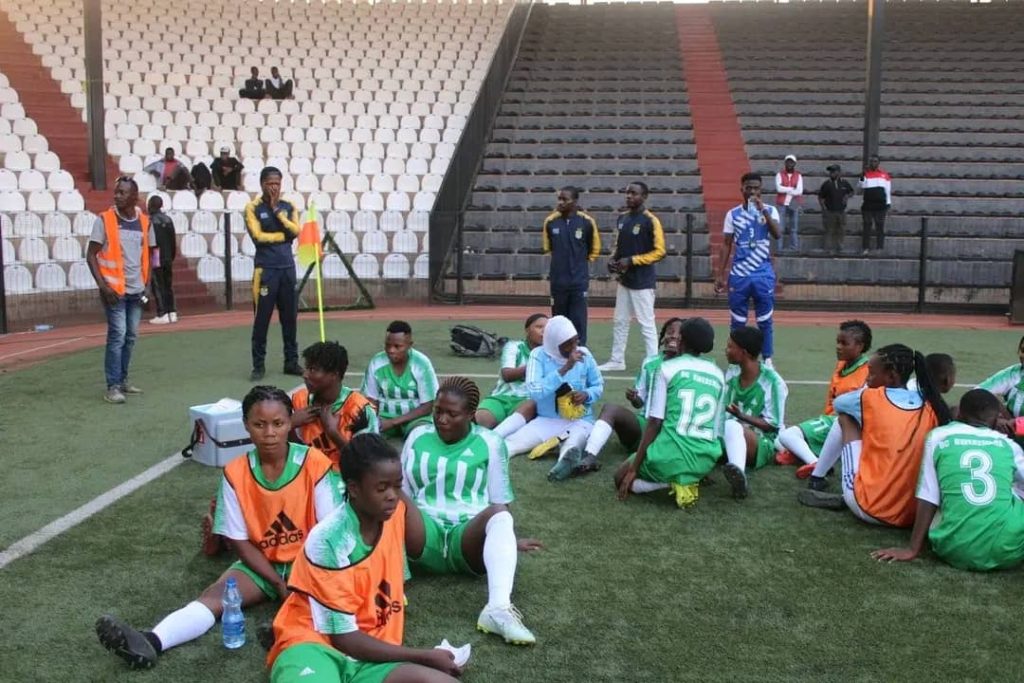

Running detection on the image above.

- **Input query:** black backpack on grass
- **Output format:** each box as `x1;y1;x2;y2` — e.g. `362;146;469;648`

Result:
450;324;506;358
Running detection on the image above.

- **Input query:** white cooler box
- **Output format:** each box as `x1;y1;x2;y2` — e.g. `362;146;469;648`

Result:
183;398;252;467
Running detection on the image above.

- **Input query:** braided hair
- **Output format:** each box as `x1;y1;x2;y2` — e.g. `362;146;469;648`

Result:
242;385;293;420
839;319;873;354
339;433;400;489
876;344;951;426
437;376;481;414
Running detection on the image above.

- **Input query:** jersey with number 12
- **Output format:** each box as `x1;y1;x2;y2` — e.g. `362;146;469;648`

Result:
646;354;726;463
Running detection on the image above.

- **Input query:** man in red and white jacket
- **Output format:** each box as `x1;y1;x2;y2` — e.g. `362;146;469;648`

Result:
774;154;803;251
859;153;892;253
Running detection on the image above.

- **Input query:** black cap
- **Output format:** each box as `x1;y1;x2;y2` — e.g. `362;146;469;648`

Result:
826;164;841;172
681;317;715;355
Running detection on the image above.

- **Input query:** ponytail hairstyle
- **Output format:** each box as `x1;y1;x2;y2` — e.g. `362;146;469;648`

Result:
242;385;293;420
437;376;482;414
876;344;951;426
339;433;400;493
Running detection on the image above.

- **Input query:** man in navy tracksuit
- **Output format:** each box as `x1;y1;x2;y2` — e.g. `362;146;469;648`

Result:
244;166;302;381
542;186;601;345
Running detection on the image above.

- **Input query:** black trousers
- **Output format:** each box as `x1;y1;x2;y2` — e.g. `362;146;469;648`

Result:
551;288;589;346
861;209;887;250
266;80;293;99
152;264;176;316
251;267;298;370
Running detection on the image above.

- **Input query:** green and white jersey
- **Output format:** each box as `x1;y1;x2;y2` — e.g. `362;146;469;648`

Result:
361;348;439;421
918;422;1024;571
723;363;789;436
645;354;726;458
401;423;514;528
634;353;666;413
978;364;1024;417
491;340;531;398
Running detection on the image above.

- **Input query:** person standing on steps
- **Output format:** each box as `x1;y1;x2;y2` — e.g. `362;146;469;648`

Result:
147;195;178;325
598;181;665;373
774;154;803;251
86;177;157;404
818;164;855;254
542;186;600;346
716;172;781;368
859;153;892;254
245;167;303;381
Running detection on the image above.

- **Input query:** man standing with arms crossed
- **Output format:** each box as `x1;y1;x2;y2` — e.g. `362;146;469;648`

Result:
598;181;665;373
245;167;303;381
86;177;157;404
716;173;781;367
774;154;803;251
542;186;600;346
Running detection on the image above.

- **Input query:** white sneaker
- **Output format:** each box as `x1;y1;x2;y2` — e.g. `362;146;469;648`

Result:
149;314;171;325
477;604;536;645
169;312;178;323
597;361;626;372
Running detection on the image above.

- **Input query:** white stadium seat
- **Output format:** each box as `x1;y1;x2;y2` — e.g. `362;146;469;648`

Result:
69;260;95;289
180;232;208;258
18;236;49;263
382;253;410;279
197;255;225;282
35;262;66;290
4;264;33;293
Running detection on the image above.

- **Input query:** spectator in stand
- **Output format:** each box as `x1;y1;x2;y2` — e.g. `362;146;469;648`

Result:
239;67;264;99
144;148;191;191
211;147;243;191
774;154;803;252
147;196;178;325
542;186;600;346
190;161;211;197
859;153;892;254
817;164;855;253
265;67;293;100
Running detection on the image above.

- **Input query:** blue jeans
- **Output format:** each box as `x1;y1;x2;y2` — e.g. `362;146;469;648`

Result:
728;272;775;359
776;204;800;250
104;293;143;389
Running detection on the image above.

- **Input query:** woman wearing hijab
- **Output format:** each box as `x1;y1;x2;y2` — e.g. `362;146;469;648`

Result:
494;316;604;480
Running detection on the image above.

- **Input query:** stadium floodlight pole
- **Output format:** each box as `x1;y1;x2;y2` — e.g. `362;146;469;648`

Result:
862;0;885;167
84;0;107;190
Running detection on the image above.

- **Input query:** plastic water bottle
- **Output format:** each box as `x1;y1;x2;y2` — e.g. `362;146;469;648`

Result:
221;577;245;649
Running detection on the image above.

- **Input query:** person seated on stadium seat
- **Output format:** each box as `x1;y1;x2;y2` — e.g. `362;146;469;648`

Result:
211;147;244;191
721;326;789;495
190;161;212;197
403;377;542;646
977;336;1024;420
562;317;684;477
292;341;379;469
475;313;547;429
96;386;342;670
496;315;604;481
615;317;732;508
239;66;265;99
266;67;294;100
143;148;191;191
797;344;952;527
267;434;462;683
776;320;873;477
361;320;439;439
872;389;1024;572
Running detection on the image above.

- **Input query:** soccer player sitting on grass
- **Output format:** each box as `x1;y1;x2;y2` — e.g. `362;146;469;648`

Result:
403;377;541;646
977;336;1024;419
497;315;604;481
721;326;789;497
267;433;462;683
96;386;342;670
475;313;547;429
563;317;685;476
776;320;872;478
292;341;378;468
362;321;440;439
872;389;1024;572
906;353;957;397
798;344;952;527
615;317;735;508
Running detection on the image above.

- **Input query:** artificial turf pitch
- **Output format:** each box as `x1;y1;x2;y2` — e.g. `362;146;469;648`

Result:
1;319;1023;682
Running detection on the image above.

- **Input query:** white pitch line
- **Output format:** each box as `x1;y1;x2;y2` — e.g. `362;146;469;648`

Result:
0;336;85;362
0;453;185;570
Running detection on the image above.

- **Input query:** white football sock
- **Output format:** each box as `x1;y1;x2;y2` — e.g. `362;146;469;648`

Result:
151;601;216;651
584;419;614;456
839;440;862;495
493;413;526;438
723;419;748;472
778;425;819;465
483;511;517;610
632;479;669;493
811;420;844;478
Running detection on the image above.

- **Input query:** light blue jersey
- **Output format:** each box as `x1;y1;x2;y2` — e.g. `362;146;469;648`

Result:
723;203;780;278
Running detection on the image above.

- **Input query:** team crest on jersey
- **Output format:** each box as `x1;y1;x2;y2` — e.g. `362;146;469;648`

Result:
374;579;402;627
258;511;304;549
575;228;582;239
260;286;270;296
551;227;560;235
632;225;640;235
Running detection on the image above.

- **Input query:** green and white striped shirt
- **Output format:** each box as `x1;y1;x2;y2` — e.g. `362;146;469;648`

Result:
978;364;1024;417
401;423;514;528
361;348;439;421
723;363;789;436
491;340;531;398
634;353;666;413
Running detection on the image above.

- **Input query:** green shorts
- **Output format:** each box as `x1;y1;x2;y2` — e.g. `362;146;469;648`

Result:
628;438;723;487
753;434;776;470
380;415;432;439
409;509;477;576
798;415;836;457
229;560;290;601
272;643;400;683
477;394;527;423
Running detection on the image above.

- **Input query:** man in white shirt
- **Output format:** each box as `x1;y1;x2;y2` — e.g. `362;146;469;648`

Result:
774;154;803;252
